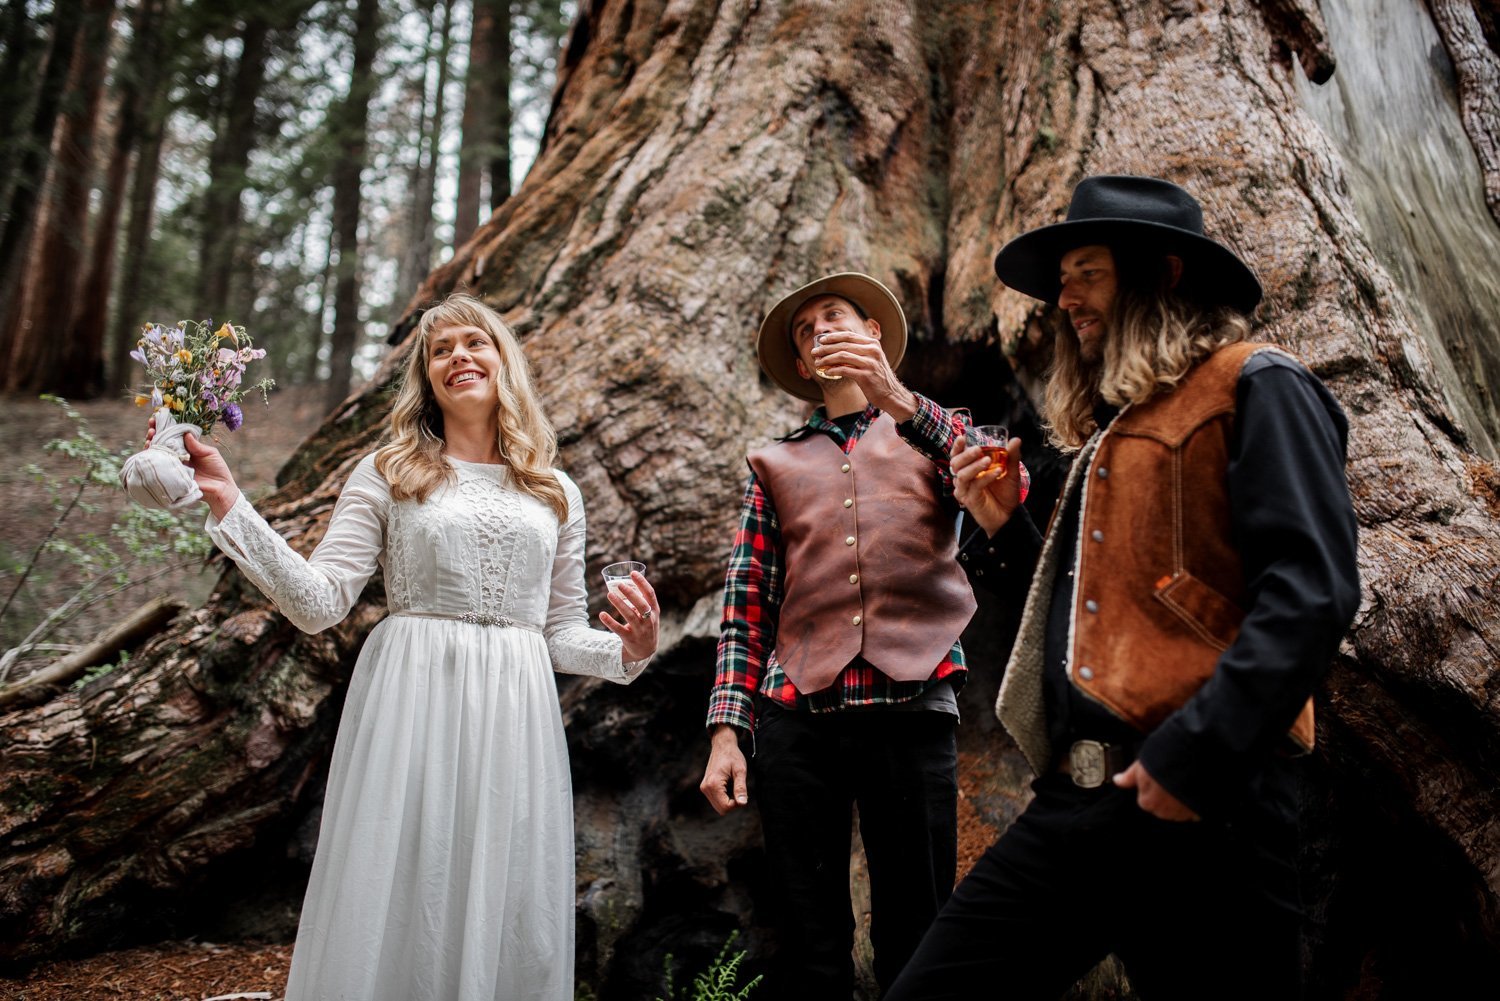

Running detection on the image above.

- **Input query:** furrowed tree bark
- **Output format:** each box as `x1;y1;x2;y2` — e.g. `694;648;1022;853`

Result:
1425;0;1500;224
3;1;1499;997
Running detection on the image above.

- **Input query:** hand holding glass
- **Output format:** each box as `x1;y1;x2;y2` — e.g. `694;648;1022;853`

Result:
602;561;646;595
965;425;1010;482
813;332;844;381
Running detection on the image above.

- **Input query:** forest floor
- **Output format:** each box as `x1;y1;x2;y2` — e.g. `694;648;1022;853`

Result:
0;942;294;1000
0;385;1003;999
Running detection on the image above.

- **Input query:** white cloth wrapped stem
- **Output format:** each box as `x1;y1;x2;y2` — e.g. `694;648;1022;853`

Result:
119;406;203;510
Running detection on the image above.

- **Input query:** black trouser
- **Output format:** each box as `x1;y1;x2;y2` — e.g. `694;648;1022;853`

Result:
751;703;959;1001
884;763;1306;1001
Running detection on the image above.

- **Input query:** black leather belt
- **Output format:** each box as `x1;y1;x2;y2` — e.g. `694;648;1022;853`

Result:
1055;739;1137;789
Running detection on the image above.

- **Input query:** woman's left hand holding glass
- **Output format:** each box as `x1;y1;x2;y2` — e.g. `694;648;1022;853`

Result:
600;570;660;663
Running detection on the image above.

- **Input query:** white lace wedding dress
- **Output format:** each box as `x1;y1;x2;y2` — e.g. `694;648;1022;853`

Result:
206;455;645;1001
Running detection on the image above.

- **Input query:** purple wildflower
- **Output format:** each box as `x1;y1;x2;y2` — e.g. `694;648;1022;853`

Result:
222;402;243;431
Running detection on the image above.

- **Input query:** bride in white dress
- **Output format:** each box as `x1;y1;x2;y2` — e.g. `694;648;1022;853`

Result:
150;293;658;1000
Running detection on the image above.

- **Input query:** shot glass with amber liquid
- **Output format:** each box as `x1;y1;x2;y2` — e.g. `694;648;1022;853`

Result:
813;333;844;381
965;424;1010;481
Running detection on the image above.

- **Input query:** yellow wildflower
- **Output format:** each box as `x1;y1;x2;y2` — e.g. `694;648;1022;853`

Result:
134;395;149;407
215;323;234;340
176;348;193;364
168;396;183;412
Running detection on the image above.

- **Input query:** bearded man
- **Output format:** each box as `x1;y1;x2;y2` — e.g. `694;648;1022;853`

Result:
886;175;1360;1000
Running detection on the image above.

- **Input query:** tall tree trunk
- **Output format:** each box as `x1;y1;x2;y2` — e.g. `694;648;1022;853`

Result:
1;0;116;394
305;221;336;384
488;0;513;208
453;0;503;248
68;0;167;398
396;0;454;307
322;0;382;410
0;0;85;370
3;2;1500;997
108;0;172;391
195;16;270;318
0;0;44;217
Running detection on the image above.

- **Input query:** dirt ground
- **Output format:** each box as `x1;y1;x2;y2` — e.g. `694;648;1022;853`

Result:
0;941;292;1000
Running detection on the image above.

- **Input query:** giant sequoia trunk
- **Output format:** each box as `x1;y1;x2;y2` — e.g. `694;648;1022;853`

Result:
3;0;1499;997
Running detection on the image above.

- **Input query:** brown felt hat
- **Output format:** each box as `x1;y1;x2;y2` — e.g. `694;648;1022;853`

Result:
756;272;908;402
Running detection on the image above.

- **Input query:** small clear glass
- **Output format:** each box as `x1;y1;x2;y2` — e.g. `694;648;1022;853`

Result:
602;561;646;595
813;332;843;381
965;424;1010;481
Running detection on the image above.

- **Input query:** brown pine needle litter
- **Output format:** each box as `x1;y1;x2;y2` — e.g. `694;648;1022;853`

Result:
0;941;291;1000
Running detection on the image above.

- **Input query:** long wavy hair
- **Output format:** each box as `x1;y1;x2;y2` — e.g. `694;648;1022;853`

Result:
374;293;569;520
1044;244;1252;449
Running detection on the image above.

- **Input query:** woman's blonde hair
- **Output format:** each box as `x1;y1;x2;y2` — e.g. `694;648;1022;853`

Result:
1043;247;1251;449
374;293;570;520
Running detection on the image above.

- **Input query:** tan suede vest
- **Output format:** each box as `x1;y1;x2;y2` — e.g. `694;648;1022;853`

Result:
998;343;1315;774
748;414;977;694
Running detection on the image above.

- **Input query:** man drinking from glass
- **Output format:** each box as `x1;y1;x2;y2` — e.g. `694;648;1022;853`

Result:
699;272;1027;1000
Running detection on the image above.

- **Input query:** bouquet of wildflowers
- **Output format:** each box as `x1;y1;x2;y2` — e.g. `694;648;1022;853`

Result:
119;320;274;510
129;320;273;433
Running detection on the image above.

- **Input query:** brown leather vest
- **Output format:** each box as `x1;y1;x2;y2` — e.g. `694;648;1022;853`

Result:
747;413;977;694
998;343;1315;774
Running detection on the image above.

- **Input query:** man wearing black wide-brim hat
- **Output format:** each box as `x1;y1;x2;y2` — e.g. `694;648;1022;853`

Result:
698;272;1030;998
887;176;1361;998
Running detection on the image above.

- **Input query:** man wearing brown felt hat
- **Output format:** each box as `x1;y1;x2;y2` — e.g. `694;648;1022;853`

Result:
698;272;1029;999
887;175;1361;999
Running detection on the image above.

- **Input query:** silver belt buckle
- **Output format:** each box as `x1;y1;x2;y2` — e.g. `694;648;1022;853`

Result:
1068;740;1109;789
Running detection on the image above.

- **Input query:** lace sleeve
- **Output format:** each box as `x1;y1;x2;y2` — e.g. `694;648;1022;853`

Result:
205;454;389;634
544;471;647;683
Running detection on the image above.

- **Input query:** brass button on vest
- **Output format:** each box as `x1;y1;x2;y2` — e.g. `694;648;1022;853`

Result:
1091;529;1104;542
1085;599;1099;613
841;463;851;473
844;498;853;507
852;614;862;626
845;536;856;546
849;574;859;584
1079;665;1095;680
1097;467;1109;479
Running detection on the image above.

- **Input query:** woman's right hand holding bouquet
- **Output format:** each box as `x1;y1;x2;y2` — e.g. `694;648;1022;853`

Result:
145;415;241;519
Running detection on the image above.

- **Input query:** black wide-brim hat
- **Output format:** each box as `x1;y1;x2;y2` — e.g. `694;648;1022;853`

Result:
993;175;1263;315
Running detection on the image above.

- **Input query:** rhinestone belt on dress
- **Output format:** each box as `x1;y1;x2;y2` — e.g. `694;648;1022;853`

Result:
392;610;543;633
